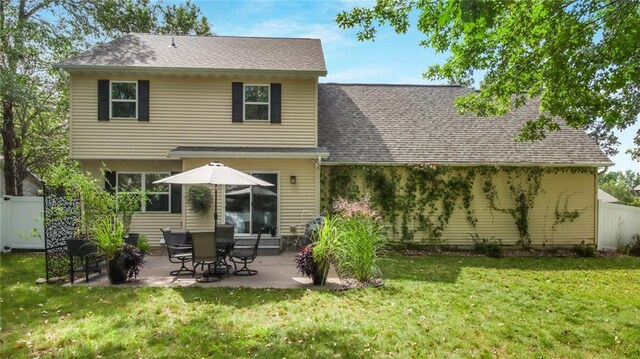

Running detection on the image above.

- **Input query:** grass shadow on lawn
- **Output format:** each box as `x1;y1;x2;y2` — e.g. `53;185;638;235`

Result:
380;255;640;284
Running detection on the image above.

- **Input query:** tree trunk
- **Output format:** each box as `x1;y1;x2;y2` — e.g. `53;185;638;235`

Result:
2;100;18;196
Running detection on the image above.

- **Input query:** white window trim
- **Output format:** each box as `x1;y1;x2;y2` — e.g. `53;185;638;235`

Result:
110;80;138;120
116;172;171;213
243;84;270;122
222;171;280;237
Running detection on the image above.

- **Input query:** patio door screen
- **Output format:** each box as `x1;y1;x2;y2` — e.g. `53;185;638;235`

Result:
224;172;278;235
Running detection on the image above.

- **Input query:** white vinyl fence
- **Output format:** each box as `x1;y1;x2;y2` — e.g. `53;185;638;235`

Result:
598;201;640;250
0;196;44;252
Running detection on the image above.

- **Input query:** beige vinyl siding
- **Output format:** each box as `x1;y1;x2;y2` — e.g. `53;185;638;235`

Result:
321;166;597;247
70;74;318;159
182;158;317;237
81;160;183;246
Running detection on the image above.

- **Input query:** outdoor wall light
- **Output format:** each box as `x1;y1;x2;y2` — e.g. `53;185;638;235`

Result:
290;176;297;184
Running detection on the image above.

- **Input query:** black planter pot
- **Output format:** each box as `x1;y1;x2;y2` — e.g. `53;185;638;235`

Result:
311;262;329;286
108;259;127;284
124;233;139;246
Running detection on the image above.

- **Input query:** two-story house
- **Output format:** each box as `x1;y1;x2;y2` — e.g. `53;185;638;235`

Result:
55;33;611;248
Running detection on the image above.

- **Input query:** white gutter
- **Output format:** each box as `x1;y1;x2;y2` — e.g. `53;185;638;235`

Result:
169;150;330;160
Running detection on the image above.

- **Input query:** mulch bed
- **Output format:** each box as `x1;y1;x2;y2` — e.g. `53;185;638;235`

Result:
390;246;623;258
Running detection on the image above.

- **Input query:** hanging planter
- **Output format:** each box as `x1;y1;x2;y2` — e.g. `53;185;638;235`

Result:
186;185;213;215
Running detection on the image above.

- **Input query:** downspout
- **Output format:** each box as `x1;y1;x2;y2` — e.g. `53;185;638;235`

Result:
315;155;322;215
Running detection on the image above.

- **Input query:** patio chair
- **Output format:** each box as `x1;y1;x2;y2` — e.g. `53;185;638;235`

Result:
229;227;263;276
215;224;235;266
191;232;226;282
161;228;194;276
66;239;105;283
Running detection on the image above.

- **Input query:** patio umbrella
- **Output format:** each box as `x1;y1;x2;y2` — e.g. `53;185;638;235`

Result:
153;162;273;229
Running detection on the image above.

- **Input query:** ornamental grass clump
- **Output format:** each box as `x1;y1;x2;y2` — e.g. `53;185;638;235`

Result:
332;197;386;283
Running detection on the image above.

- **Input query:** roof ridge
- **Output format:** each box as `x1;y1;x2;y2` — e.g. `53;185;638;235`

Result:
129;33;320;41
320;82;467;88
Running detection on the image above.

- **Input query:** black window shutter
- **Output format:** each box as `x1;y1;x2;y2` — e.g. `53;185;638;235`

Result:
138;80;149;121
170;171;182;214
104;171;117;194
232;82;243;122
270;83;281;124
98;80;110;121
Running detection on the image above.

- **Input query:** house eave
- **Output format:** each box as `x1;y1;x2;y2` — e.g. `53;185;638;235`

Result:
52;64;327;77
170;150;330;160
321;161;613;167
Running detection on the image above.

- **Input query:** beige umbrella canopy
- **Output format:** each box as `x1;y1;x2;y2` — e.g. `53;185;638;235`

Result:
154;162;273;226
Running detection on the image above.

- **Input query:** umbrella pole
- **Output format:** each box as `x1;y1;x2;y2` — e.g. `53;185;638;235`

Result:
214;186;218;229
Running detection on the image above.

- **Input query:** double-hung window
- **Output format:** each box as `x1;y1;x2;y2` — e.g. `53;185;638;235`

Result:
116;172;170;212
110;81;138;119
244;84;270;121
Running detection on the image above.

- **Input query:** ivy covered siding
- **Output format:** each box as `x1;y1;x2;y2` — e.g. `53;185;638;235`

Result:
320;165;597;247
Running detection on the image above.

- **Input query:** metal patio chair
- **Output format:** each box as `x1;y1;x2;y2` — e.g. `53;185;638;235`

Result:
161;228;194;276
66;239;105;283
229;227;263;276
191;232;226;282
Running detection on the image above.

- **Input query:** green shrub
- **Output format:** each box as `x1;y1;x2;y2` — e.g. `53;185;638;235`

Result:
335;216;385;282
622;233;640;256
312;215;342;267
92;215;125;260
186;185;213;214
574;241;597;258
469;233;504;258
137;234;150;252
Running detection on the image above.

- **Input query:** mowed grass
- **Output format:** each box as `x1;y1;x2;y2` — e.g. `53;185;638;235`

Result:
1;253;639;358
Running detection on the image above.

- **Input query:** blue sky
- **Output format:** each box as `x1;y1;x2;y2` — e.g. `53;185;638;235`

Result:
192;0;638;172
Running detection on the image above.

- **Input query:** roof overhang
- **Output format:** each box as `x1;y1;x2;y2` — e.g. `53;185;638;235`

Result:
169;146;329;160
321;161;613;167
52;64;327;78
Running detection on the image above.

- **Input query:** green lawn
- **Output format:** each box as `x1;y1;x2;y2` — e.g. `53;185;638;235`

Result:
1;253;639;358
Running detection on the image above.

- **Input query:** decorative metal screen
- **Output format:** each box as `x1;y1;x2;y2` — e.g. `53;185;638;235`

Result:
43;184;79;280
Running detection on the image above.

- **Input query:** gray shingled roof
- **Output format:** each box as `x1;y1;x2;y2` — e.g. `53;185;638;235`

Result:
55;34;327;74
318;83;611;165
598;189;619;203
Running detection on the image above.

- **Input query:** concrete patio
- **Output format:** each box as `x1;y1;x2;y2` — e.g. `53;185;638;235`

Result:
67;252;342;289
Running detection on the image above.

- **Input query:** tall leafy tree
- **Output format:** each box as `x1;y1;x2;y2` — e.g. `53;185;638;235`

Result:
598;170;640;206
337;0;640;160
1;0;212;195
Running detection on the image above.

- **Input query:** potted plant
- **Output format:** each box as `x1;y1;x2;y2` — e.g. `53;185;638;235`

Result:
295;216;341;285
294;244;329;285
119;243;144;280
186;185;213;215
92;215;126;284
117;191;145;246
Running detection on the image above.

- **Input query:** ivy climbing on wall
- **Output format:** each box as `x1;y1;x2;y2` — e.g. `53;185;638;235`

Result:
321;164;596;247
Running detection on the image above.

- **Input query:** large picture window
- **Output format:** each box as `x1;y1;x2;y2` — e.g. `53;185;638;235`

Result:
224;172;278;235
244;84;270;121
117;172;170;212
110;81;138;119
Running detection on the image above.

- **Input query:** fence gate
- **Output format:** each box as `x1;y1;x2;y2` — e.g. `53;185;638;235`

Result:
43;184;79;280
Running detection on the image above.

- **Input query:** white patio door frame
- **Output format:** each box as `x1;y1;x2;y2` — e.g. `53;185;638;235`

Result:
223;171;280;237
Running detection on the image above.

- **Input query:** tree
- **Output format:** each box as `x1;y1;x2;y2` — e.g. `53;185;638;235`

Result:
598;170;640;206
336;0;640;159
1;0;212;195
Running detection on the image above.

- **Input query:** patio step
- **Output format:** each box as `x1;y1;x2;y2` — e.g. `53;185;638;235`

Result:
234;238;281;255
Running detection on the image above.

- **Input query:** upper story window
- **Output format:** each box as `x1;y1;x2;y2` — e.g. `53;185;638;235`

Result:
110;81;138;119
116;172;170;212
244;84;270;121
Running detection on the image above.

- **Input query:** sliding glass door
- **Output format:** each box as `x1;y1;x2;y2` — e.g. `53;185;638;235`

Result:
224;172;278;235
